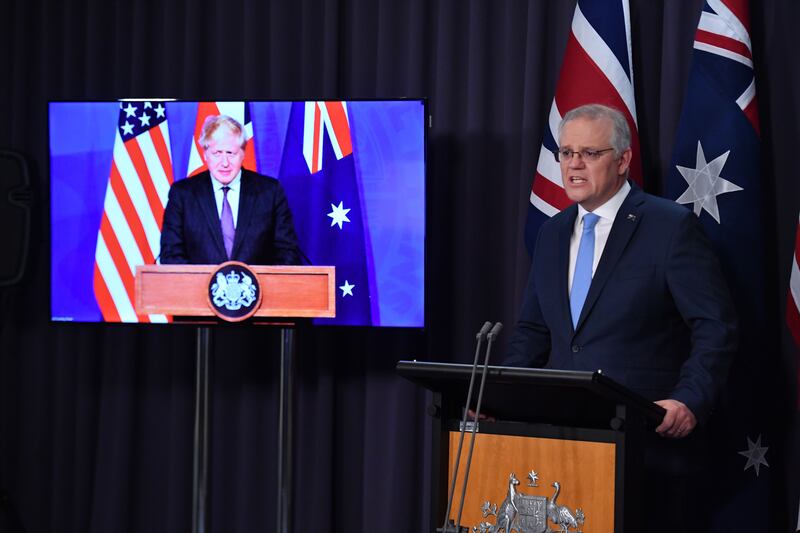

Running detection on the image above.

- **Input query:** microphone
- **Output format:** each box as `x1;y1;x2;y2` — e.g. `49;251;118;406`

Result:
439;321;493;533
475;321;493;340
453;322;503;531
487;322;504;342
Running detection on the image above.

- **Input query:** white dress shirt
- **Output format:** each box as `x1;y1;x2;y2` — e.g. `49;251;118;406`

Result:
567;180;631;295
211;171;242;228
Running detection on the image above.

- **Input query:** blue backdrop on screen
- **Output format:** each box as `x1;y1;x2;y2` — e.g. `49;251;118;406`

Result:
49;100;426;327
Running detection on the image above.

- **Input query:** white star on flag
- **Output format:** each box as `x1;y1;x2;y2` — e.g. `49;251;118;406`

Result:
138;112;151;127
738;434;769;477
121;121;134;136
675;141;742;224
123;103;137;117
327;201;351;229
339;280;355;297
154;104;166;118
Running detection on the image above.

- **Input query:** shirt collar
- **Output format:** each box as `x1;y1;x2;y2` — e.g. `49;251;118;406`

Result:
577;179;631;223
211;170;242;192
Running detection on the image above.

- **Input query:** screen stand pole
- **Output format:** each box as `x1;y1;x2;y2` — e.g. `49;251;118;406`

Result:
277;326;295;533
192;326;212;533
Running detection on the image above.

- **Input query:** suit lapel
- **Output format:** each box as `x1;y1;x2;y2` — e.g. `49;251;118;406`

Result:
194;173;227;259
575;184;645;330
232;171;256;260
558;205;578;333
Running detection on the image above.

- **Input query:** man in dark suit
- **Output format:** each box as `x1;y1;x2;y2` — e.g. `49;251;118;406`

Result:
505;104;736;532
160;114;300;265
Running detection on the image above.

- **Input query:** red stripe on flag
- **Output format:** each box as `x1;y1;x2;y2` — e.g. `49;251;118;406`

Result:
721;0;750;31
742;97;760;136
109;163;156;264
93;263;121;322
99;214;137;303
125;138;167;226
790;222;800;408
243;138;257;171
325;102;353;156
694;29;752;60
786;296;800;410
532;173;572;212
312;104;322;174
99;216;151;323
788;295;800;346
149;124;175;185
555;33;643;186
794;224;800;264
194;102;222;138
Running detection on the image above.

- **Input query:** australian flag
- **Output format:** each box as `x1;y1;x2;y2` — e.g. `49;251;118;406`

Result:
279;101;373;326
666;1;782;530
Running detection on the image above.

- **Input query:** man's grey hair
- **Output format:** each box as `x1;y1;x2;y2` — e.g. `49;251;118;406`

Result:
199;115;246;150
558;104;631;157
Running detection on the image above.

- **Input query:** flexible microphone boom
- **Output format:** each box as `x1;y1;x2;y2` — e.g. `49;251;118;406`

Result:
453;322;503;531
439;321;493;533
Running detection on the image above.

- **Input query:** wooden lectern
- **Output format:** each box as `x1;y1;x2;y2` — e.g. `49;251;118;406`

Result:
135;264;335;533
397;361;665;533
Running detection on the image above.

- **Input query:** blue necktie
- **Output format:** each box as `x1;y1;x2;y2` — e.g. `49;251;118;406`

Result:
221;186;235;259
570;213;600;328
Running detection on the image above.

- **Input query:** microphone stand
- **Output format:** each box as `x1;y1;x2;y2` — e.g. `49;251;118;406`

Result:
453;322;503;532
438;321;493;533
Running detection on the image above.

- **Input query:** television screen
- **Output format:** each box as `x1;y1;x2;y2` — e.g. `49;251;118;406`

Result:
50;100;426;327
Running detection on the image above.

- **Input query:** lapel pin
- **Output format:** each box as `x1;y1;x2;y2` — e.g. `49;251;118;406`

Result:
627;213;637;221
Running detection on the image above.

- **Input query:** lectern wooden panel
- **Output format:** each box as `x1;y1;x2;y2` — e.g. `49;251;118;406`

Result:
447;432;616;532
397;361;665;533
134;264;335;317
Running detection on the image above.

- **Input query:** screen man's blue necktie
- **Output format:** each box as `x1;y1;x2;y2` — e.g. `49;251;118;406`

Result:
570;212;600;328
221;186;235;259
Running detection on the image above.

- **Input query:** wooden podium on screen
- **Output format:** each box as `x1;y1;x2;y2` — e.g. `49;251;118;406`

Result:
135;263;335;533
135;263;335;321
397;361;665;533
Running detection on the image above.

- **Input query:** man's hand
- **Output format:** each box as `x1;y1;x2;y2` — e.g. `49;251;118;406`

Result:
654;399;696;438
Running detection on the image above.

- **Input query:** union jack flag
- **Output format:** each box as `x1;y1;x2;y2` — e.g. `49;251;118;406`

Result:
525;0;642;254
302;101;353;173
93;101;173;322
186;101;257;177
279;101;373;325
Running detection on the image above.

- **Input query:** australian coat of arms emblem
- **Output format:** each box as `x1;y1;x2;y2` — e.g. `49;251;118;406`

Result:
472;471;585;533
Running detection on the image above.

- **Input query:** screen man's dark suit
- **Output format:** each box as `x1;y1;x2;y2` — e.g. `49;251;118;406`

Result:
160;169;300;265
505;183;736;426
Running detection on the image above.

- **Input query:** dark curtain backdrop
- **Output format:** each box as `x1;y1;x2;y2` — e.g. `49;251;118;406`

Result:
1;1;798;532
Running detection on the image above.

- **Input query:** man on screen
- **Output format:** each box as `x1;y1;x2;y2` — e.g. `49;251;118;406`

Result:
504;104;736;532
160;115;300;265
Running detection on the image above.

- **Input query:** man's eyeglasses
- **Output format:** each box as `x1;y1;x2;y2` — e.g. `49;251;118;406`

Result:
553;147;615;162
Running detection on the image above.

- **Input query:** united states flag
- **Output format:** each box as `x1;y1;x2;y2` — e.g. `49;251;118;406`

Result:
93;101;173;322
186;101;257;177
666;1;776;530
525;0;642;254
